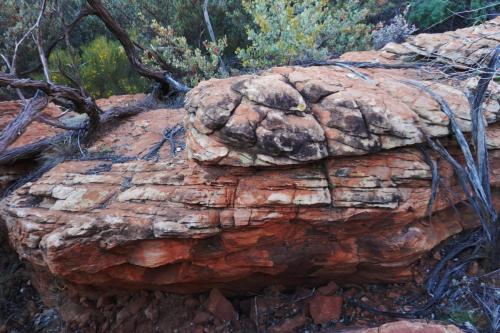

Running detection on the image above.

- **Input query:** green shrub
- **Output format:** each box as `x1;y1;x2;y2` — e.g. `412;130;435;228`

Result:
236;0;372;68
50;36;149;98
129;0;248;58
408;0;494;31
160;0;248;56
146;20;227;86
325;2;374;55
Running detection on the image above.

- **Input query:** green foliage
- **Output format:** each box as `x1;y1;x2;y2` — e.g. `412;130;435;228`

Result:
50;36;149;98
408;0;495;31
439;304;483;328
164;0;248;56
325;2;374;55
146;20;227;86
236;0;372;68
4;0;498;100
0;0;50;73
127;0;248;57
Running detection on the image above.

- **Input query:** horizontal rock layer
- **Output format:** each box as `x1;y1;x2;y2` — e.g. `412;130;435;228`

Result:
342;17;500;67
3;117;500;292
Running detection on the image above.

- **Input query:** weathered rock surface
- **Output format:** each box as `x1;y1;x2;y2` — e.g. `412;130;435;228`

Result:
342;320;463;333
186;17;500;167
1;19;500;296
342;17;500;68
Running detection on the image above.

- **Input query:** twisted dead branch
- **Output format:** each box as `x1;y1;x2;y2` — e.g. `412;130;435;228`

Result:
85;0;190;94
0;101;152;165
0;0;198;168
0;91;48;154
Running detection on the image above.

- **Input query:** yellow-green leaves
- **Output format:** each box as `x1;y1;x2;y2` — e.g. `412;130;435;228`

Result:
50;37;148;98
236;0;372;68
147;22;227;86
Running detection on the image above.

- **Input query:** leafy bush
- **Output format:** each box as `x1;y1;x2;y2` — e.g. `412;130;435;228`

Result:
236;0;372;68
326;2;374;55
128;0;248;58
161;0;248;56
146;20;227;86
50;36;149;98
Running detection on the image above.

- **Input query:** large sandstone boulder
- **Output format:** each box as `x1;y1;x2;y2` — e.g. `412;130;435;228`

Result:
1;19;500;295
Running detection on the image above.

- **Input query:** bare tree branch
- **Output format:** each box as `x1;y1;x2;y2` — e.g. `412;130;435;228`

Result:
0;54;13;72
34;30;52;84
86;0;190;93
85;1;168;84
0;73;85;106
36;114;84;130
0;90;49;154
19;7;95;77
471;46;500;203
10;0;48;76
0;72;102;136
0;102;152;165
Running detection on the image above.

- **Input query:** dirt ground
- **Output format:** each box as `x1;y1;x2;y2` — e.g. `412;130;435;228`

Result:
0;225;63;333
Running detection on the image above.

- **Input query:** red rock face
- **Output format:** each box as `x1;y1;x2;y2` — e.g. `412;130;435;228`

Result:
1;19;500;295
3;130;500;293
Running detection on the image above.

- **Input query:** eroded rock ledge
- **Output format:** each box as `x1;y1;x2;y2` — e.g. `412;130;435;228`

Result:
1;18;500;294
186;18;500;166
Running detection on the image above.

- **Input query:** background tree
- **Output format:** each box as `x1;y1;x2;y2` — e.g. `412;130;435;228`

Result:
2;0;498;100
408;0;500;32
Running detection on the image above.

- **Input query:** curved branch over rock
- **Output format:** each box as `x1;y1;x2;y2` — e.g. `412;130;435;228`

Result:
86;0;190;93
